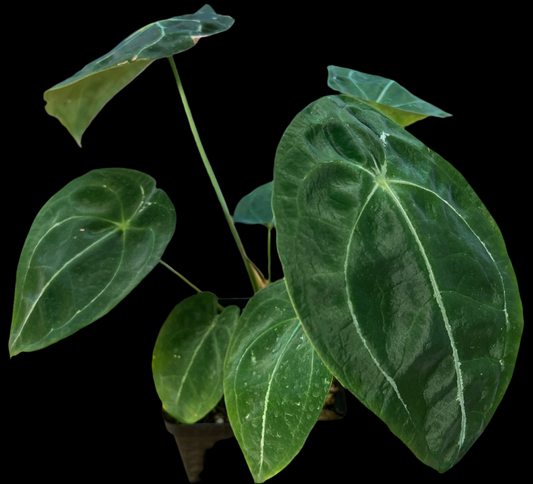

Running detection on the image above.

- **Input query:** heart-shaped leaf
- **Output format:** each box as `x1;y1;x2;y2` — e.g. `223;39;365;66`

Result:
44;4;234;146
233;182;274;228
224;280;332;482
9;168;176;357
327;66;451;127
273;95;523;472
152;293;240;424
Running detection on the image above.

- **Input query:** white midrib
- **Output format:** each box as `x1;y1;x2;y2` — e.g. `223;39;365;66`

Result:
174;318;219;410
14;215;117;321
135;23;165;58
375;80;394;103
11;228;119;348
231;316;295;441
50;230;127;335
389;179;509;330
344;183;412;417
258;321;301;476
384;183;467;448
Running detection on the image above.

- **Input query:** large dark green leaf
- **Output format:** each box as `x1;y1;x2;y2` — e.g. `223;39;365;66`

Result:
152;293;239;424
233;182;274;228
272;95;523;472
44;5;233;146
9;168;176;357
327;66;451;127
224;280;332;482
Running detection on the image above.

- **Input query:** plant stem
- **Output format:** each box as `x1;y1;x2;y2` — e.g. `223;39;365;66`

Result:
160;260;201;292
167;56;264;294
267;226;272;282
160;260;224;312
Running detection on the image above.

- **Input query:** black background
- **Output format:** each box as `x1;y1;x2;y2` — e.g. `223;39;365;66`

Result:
6;2;527;482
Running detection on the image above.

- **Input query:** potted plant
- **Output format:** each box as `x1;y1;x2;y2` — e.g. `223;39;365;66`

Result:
7;3;526;482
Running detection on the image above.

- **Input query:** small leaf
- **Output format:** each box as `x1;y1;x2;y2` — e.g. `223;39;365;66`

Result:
233;182;274;228
44;5;234;146
327;66;451;127
273;95;523;472
224;280;332;483
9;168;176;357
153;293;240;424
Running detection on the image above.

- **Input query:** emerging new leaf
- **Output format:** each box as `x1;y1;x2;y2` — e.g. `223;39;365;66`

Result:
327;66;451;127
224;280;332;482
153;293;240;424
273;95;523;472
234;182;275;228
9;168;176;356
44;5;234;146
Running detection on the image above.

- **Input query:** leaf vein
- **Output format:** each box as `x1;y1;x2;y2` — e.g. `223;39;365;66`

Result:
385;183;466;448
389;179;509;329
11;228;119;348
344;183;412;418
375;79;394;103
259;322;301;476
175;316;219;409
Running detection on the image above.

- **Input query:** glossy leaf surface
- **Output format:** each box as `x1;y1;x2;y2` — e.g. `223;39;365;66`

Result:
233;182;274;228
10;168;176;356
224;280;332;482
153;293;240;424
273;95;522;472
327;66;451;127
44;5;233;146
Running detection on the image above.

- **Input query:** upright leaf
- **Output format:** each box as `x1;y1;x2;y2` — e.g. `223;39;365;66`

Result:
327;66;451;127
44;5;234;146
10;168;176;356
224;280;332;483
234;182;275;228
152;293;240;424
273;95;522;472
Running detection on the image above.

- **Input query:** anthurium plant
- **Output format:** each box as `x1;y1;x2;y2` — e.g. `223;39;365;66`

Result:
8;4;523;483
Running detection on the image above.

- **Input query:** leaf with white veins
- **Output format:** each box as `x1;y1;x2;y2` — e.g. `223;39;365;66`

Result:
44;5;233;146
10;168;176;356
273;94;523;472
153;293;240;423
224;280;332;482
327;66;451;127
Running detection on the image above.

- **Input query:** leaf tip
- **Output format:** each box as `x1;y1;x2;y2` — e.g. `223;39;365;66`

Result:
197;4;216;13
69;129;83;147
8;341;21;359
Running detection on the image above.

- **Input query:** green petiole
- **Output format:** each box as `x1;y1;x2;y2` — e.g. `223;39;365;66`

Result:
160;260;225;313
167;56;264;294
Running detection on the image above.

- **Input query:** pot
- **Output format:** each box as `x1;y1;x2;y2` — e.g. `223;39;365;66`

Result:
162;297;347;482
163;411;234;482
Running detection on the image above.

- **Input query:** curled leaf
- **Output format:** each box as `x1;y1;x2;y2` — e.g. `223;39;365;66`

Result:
327;65;451;127
234;182;274;228
44;5;234;146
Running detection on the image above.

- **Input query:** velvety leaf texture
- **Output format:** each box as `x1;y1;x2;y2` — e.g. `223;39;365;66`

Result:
272;94;523;472
10;168;176;356
224;280;332;482
233;182;275;227
327;66;451;127
152;293;240;424
44;4;233;146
